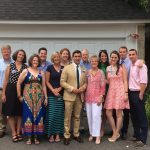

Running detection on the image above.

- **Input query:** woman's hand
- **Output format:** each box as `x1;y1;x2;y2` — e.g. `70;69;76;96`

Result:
2;93;6;103
18;96;23;102
124;93;128;102
44;98;48;106
97;101;102;106
97;95;103;106
52;89;60;97
56;87;62;93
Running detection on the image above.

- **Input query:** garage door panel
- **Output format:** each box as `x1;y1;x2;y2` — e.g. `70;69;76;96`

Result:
0;38;125;58
77;42;97;55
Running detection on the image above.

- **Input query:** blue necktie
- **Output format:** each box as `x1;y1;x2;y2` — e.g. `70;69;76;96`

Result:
121;60;124;64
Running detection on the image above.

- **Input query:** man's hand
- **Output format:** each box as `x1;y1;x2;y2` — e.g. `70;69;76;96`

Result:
72;88;80;94
139;93;144;101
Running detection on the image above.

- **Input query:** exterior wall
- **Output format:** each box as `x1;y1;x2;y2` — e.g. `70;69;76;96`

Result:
0;23;139;57
137;25;145;59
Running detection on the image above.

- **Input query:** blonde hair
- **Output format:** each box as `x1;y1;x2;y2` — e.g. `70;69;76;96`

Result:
90;55;99;62
51;51;60;63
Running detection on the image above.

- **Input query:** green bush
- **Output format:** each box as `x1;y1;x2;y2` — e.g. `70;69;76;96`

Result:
145;92;150;122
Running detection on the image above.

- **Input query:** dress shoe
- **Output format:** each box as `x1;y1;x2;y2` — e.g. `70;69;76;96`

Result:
134;141;146;148
121;133;127;140
64;138;70;145
74;136;84;143
0;132;5;138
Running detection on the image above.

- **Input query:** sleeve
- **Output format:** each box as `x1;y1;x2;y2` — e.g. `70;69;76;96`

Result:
60;66;74;92
46;65;52;72
139;65;148;84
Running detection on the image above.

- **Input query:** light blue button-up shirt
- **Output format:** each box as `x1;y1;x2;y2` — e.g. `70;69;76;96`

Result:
0;58;13;88
120;57;131;78
38;60;52;72
80;60;91;70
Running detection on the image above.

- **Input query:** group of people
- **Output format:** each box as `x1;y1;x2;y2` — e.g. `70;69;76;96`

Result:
0;45;148;148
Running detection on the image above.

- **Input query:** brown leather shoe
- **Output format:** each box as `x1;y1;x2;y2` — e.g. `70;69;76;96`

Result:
74;136;84;143
64;138;70;145
0;132;5;138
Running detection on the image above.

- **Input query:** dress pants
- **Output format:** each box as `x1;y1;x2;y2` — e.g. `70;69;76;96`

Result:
64;95;82;139
121;109;130;135
129;90;148;144
86;103;102;137
0;90;7;134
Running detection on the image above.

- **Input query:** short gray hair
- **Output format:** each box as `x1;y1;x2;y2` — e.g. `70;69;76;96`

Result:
1;44;11;52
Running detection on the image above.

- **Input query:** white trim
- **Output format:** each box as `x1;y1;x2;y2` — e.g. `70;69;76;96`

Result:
0;20;150;25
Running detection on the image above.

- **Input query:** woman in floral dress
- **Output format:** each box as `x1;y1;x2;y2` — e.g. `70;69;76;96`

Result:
17;54;47;145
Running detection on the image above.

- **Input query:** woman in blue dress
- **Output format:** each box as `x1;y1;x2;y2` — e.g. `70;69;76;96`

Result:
17;54;47;145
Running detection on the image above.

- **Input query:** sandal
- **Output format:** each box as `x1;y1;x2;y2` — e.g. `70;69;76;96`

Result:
26;138;32;145
55;138;61;142
89;136;93;142
12;135;18;142
17;134;23;141
34;138;40;145
95;137;101;144
49;136;54;143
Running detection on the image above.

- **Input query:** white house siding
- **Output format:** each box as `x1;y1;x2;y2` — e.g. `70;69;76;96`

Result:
0;23;138;58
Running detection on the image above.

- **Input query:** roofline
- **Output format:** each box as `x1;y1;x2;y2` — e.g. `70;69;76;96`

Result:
0;20;150;25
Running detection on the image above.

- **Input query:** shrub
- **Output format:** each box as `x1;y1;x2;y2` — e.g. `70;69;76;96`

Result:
145;91;150;123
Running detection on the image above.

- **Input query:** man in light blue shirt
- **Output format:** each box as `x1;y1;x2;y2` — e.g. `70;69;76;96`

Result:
0;45;12;138
80;48;91;70
80;48;91;133
38;47;52;72
119;46;130;140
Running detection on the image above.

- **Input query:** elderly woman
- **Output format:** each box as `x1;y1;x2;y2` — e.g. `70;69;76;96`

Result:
2;49;27;142
85;55;106;144
45;52;64;143
17;54;47;145
60;48;71;67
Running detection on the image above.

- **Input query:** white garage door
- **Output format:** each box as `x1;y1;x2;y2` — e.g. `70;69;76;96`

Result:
0;38;125;59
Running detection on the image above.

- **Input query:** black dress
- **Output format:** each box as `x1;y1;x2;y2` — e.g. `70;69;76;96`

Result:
2;62;27;116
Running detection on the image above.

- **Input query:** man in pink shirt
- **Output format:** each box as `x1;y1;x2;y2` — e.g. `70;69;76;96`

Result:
128;49;148;148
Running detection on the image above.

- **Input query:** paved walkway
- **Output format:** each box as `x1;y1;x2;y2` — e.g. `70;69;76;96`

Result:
0;129;149;150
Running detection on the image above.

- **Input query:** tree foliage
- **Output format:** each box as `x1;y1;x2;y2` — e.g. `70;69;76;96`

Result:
127;0;149;11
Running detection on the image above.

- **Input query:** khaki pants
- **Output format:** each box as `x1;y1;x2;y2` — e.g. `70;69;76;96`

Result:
64;95;82;139
0;90;7;133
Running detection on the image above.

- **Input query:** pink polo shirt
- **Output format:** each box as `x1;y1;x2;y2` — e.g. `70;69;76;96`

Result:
85;69;106;103
129;59;148;91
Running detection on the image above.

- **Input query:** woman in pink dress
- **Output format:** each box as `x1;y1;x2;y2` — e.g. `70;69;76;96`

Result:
104;50;129;142
85;55;105;144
